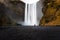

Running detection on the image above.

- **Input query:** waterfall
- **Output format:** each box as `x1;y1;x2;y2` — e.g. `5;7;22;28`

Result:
24;3;38;26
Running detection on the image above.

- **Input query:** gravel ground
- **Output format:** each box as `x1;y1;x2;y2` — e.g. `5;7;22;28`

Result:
0;26;60;40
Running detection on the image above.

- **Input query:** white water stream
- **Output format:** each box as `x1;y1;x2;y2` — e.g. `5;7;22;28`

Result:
20;0;40;26
24;3;37;25
21;0;40;26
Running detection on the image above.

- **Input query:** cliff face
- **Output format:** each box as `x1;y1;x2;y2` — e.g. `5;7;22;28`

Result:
0;0;25;26
40;0;60;26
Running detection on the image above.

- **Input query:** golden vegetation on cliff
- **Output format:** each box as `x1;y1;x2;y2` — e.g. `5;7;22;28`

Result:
40;0;60;26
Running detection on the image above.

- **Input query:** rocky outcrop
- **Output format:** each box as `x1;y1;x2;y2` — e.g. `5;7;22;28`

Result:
39;0;60;26
0;0;25;26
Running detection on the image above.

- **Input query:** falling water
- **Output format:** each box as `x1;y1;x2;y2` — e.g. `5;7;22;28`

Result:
24;3;38;26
